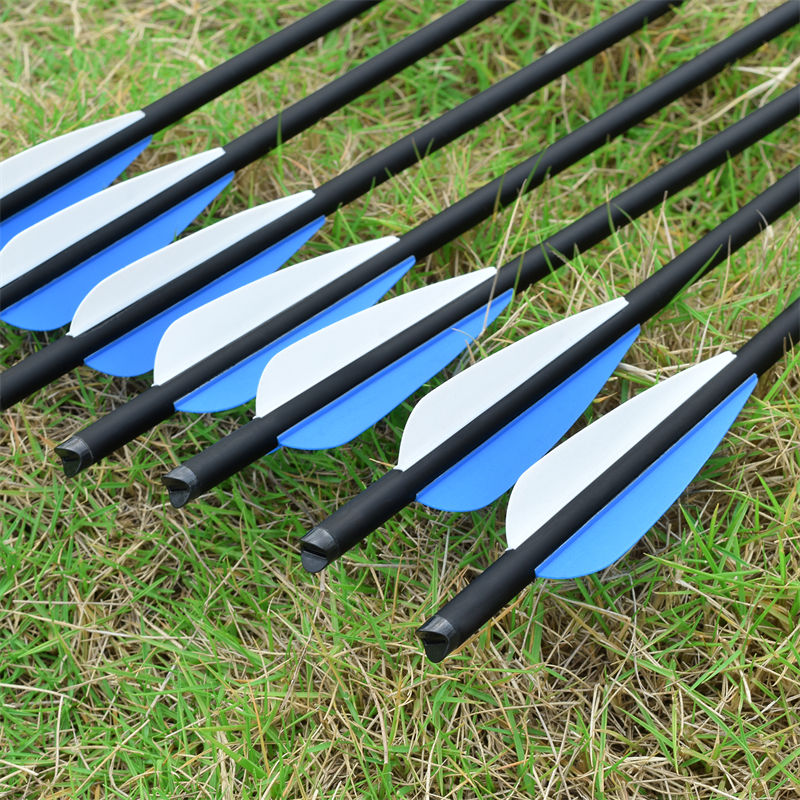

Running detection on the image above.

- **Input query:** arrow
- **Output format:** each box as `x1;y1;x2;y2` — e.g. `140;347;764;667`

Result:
159;85;799;510
415;296;800;662
0;0;685;409
0;0;380;242
51;8;784;477
298;166;799;571
0;0;513;329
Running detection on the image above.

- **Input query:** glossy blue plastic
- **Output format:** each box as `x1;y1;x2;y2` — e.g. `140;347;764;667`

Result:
175;256;416;412
86;215;325;377
535;375;756;580
279;288;514;449
417;327;640;511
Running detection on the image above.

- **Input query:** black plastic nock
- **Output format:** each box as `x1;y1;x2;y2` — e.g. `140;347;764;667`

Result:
162;415;282;507
416;547;536;662
300;470;417;571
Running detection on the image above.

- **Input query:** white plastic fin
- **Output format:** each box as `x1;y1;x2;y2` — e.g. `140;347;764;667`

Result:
153;237;400;385
70;191;315;335
256;268;498;418
504;351;737;549
397;298;629;469
0;148;225;287
0;110;146;198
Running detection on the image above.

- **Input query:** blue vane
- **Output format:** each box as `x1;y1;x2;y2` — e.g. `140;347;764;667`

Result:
85;215;326;377
176;256;416;413
0;137;152;246
535;375;757;580
279;288;514;450
0;171;233;331
417;327;641;512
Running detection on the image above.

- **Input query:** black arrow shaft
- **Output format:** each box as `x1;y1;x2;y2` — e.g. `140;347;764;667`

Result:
312;0;685;213
622;166;800;321
1;0;682;409
1;0;512;309
0;0;380;220
428;296;800;657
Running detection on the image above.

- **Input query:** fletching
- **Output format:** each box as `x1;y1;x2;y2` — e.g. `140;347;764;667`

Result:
399;300;628;466
71;192;315;337
175;259;416;414
536;376;757;579
68;192;318;377
415;293;800;663
153;237;401;404
394;298;635;510
424;329;641;511
88;218;325;379
0;111;147;198
0;149;224;286
281;296;514;449
0;111;150;243
256;268;510;448
0;148;231;330
505;352;751;577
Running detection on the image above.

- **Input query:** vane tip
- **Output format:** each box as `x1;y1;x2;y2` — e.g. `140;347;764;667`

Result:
162;465;199;508
300;526;340;573
416;615;460;663
54;436;93;477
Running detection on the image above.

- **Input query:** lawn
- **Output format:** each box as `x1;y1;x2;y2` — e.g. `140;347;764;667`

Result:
1;1;799;797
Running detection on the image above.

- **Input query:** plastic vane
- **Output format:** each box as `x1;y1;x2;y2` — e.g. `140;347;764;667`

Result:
415;356;763;662
72;192;319;376
0;150;232;329
257;268;511;448
505;354;738;564
533;375;757;578
1;112;146;200
0;112;151;245
151;265;508;510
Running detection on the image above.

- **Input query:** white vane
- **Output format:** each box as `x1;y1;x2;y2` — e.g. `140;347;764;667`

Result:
0;110;145;199
397;298;629;470
504;351;737;549
255;267;498;418
153;236;400;385
0;148;225;287
69;191;316;336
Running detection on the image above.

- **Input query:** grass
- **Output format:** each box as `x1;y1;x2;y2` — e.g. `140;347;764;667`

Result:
1;0;799;797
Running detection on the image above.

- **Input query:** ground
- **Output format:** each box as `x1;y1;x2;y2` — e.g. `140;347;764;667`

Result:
1;1;799;798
